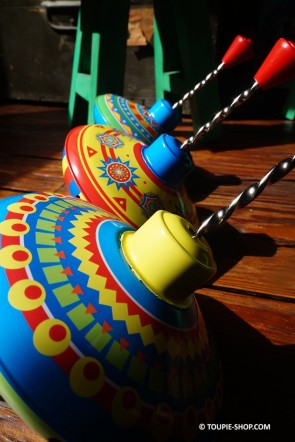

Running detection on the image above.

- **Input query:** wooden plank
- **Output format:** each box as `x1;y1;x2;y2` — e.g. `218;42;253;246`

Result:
196;290;295;441
175;119;295;172
196;288;295;345
205;243;295;300
187;177;295;219
0;105;68;160
0;157;64;193
0;401;44;442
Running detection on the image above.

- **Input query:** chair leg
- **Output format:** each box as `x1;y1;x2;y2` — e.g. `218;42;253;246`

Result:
68;0;130;127
284;81;295;120
153;0;220;138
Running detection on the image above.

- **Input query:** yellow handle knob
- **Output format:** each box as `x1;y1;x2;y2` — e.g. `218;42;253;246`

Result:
121;210;216;307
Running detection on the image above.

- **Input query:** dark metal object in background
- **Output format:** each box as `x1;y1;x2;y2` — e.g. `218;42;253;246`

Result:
0;0;80;103
42;1;80;32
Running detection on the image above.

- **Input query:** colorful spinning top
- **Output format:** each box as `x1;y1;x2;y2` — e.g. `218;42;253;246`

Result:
62;125;197;228
63;38;295;230
93;35;253;144
0;192;221;442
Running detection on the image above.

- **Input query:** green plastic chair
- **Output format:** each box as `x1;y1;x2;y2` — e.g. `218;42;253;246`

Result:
284;81;295;120
153;0;220;136
68;0;130;127
68;0;219;136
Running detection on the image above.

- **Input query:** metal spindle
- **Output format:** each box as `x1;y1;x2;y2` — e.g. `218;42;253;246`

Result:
181;82;259;149
172;63;225;110
181;37;295;150
193;155;295;239
173;35;253;110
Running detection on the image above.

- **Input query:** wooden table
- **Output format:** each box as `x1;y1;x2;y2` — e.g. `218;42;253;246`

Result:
0;103;294;441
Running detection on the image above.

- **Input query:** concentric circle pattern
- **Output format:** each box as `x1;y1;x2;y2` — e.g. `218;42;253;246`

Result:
0;192;222;440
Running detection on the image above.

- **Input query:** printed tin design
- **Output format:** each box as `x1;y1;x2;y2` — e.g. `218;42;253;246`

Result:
62;125;197;228
0;193;222;441
93;94;163;145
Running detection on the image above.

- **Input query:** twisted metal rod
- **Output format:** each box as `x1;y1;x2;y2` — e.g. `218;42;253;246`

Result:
181;82;260;150
193;154;295;239
172;62;225;110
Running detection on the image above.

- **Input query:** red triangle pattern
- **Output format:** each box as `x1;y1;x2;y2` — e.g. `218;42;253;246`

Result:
114;197;127;211
87;146;97;158
86;303;97;314
120;337;129;351
137;351;146;363
71;284;84;295
102;321;113;333
55;250;66;259
61;266;73;276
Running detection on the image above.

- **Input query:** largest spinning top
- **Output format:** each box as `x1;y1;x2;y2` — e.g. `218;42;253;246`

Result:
0;192;222;441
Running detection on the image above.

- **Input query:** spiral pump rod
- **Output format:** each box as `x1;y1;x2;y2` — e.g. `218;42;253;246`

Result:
172;62;224;110
193;154;295;239
172;35;253;110
181;82;259;149
181;38;295;150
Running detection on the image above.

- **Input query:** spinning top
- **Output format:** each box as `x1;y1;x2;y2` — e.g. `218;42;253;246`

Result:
93;35;253;144
63;38;295;230
62;124;198;228
0;192;221;442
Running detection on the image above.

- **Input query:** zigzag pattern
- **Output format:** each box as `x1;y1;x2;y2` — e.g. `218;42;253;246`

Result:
68;209;207;360
68;212;115;301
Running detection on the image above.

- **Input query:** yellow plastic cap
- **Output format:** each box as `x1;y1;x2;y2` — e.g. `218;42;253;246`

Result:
121;210;216;307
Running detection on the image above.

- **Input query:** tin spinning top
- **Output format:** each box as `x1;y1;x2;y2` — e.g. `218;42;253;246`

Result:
0;192;221;442
62;38;295;230
93;35;253;144
62;125;197;228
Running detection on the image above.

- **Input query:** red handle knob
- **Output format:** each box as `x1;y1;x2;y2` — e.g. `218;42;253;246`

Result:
222;35;254;68
254;38;295;89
